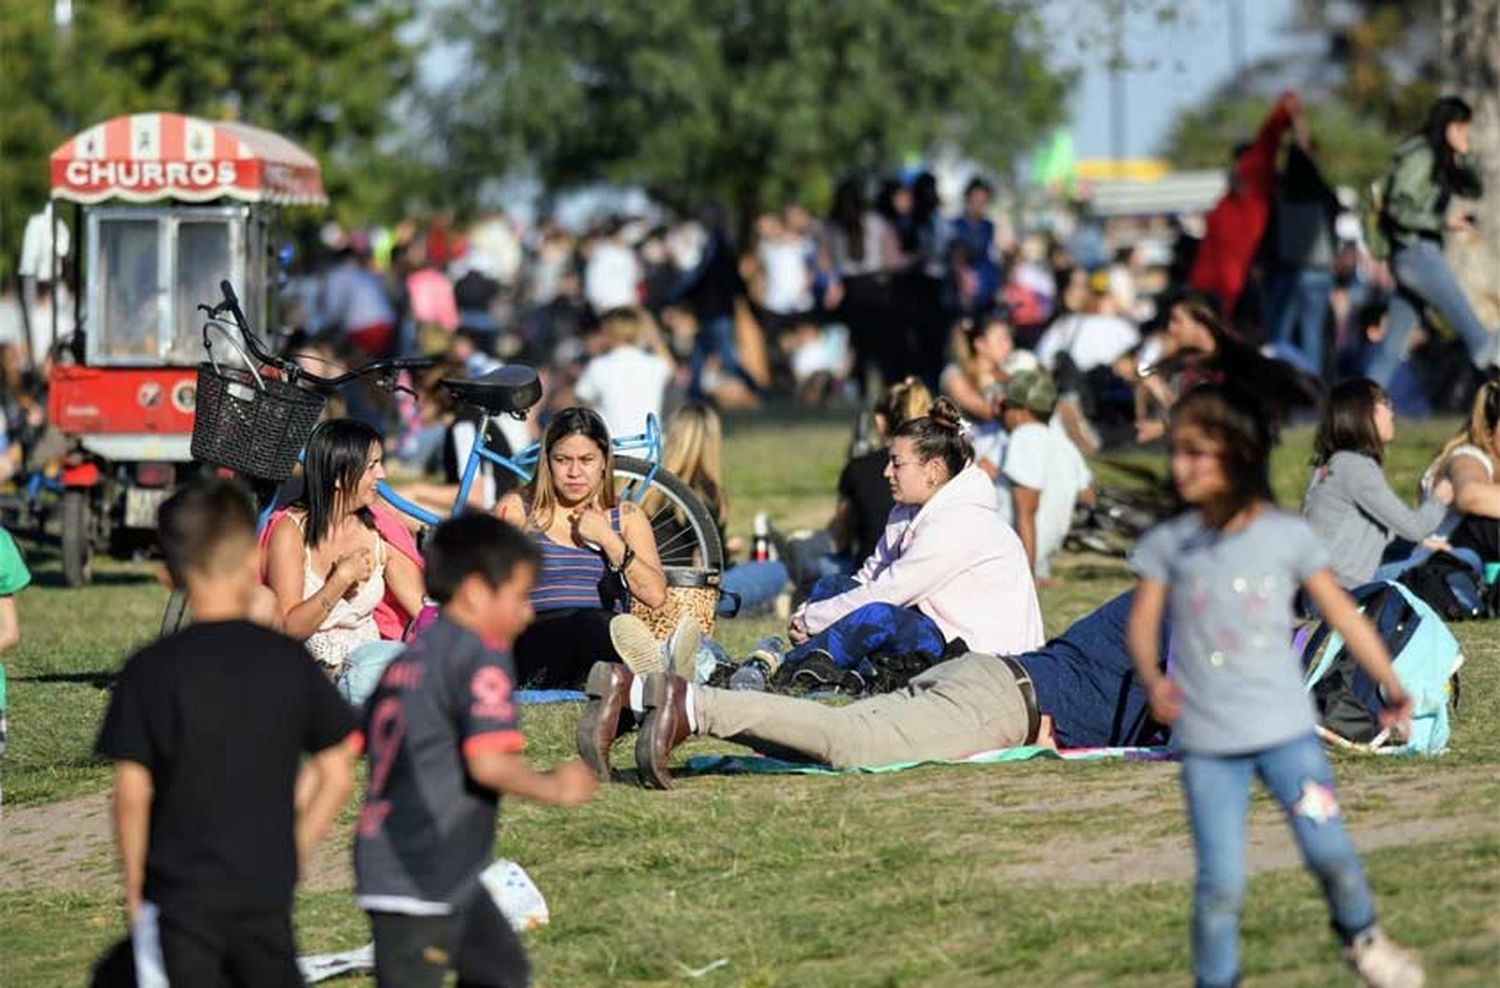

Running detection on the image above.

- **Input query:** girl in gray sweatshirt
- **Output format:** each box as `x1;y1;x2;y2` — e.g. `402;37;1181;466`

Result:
1303;379;1451;586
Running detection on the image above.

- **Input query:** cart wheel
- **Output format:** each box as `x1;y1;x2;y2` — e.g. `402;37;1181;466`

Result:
160;588;190;636
62;489;95;587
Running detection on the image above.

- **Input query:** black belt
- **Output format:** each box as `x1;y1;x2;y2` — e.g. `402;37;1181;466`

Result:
998;655;1041;745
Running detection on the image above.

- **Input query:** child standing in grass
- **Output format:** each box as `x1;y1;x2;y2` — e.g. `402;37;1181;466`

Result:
354;513;595;988
95;478;357;985
0;524;29;767
1127;385;1424;988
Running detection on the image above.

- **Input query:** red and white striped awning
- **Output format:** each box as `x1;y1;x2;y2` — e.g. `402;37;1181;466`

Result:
50;112;327;206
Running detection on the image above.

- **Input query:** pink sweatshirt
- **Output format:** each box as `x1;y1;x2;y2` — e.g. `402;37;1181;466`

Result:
798;466;1044;656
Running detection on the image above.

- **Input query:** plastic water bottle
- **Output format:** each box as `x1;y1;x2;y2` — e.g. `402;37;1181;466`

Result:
729;658;771;691
751;512;771;562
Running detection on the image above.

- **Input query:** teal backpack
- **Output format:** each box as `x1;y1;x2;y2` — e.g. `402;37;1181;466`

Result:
1300;581;1462;755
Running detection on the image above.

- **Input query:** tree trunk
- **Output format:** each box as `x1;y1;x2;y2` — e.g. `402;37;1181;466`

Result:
1442;0;1500;328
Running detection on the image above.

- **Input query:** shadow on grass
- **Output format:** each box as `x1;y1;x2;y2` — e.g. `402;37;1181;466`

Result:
27;570;158;589
1064;564;1134;583
12;670;116;688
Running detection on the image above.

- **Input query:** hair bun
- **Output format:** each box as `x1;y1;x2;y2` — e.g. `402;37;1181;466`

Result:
929;396;962;432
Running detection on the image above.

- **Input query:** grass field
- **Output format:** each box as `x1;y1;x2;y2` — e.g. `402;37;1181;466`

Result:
1;408;1497;986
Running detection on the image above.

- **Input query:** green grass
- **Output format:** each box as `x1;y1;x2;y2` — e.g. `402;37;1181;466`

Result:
1;411;1497;985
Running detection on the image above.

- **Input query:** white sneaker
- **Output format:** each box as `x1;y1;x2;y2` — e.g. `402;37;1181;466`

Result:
1345;926;1424;988
664;614;703;677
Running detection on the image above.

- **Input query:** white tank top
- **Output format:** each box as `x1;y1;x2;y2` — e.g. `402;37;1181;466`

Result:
292;513;387;673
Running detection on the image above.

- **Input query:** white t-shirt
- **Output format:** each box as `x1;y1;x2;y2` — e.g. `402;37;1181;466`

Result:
1035;313;1140;373
575;346;673;437
970;420;1011;517
760;239;813;314
583;241;641;311
1001;421;1092;577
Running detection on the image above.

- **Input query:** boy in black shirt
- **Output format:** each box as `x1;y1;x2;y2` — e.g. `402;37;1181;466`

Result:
96;478;357;986
355;514;595;988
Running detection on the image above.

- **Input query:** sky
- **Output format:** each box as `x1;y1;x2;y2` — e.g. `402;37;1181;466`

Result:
1047;0;1317;159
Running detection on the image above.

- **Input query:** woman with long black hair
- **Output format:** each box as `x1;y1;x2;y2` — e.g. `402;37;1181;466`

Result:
265;419;425;704
1367;96;1497;387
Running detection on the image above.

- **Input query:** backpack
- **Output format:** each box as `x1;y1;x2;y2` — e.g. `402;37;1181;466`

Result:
1301;581;1463;755
1398;550;1496;621
1358;174;1392;262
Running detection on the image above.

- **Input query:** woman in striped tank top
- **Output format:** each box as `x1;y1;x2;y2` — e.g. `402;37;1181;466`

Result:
496;407;668;686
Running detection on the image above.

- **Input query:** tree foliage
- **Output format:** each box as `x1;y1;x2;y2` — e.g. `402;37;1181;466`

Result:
0;0;417;274
1162;2;1448;191
1162;94;1397;190
430;0;1072;224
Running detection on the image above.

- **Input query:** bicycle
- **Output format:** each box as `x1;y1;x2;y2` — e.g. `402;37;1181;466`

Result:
160;280;722;634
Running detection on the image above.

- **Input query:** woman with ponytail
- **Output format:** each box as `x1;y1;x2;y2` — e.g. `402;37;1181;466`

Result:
768;396;1044;685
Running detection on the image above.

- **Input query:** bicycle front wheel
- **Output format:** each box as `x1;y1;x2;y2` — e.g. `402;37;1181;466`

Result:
613;456;724;571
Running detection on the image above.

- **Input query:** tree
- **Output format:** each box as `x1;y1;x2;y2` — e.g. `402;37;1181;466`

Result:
0;0;418;275
1163;93;1395;189
430;0;1072;227
1441;0;1500;328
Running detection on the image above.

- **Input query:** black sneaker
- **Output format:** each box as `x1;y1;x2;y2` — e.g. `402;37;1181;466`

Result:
785;649;865;695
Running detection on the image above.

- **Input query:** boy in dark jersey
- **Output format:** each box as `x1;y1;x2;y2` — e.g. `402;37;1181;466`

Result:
355;513;595;988
95;478;357;986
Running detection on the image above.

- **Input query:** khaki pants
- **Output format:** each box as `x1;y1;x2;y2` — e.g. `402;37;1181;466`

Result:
694;653;1030;769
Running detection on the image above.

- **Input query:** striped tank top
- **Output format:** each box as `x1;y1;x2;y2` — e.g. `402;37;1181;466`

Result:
529;506;623;612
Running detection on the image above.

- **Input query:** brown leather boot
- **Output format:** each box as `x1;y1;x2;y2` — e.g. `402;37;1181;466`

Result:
635;672;692;790
577;661;632;779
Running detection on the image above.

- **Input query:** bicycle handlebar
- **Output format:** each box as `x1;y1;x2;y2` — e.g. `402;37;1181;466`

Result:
206;279;435;389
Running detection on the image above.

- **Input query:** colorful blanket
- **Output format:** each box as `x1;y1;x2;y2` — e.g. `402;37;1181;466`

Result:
683;745;1176;776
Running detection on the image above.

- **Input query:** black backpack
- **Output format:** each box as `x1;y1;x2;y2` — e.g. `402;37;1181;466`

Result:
1398;551;1496;621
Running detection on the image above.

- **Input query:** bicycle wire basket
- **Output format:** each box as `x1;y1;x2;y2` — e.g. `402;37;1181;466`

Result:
191;321;325;481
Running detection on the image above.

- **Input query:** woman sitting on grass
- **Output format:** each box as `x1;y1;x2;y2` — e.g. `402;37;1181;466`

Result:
938;311;1014;422
1135;292;1312;444
265;419;425;705
649;402;789;614
1420;376;1500;575
1303;378;1452;587
767;397;1044;690
495;407;669;686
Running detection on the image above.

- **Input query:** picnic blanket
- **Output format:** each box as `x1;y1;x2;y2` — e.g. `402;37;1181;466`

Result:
683;745;1176;776
516;689;586;705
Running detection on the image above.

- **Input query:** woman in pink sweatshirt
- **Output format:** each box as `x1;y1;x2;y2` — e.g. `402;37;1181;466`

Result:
766;398;1044;687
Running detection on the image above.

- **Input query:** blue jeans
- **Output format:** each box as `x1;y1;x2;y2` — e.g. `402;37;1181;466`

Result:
786;575;947;671
719;560;789;616
1266;266;1333;379
1371;543;1484;584
689;313;755;398
337;640;406;708
1182;733;1376;987
1367;239;1496;388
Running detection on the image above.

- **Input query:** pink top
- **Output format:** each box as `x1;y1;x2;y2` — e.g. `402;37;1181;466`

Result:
796;466;1045;656
406;267;459;332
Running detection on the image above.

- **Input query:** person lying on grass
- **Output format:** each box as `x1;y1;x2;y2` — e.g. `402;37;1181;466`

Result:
577;587;1169;787
96;478;357;985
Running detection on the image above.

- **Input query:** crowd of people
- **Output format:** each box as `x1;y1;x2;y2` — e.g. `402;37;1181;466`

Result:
44;88;1498;988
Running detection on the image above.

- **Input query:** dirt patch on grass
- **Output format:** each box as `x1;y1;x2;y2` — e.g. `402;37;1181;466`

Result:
998;767;1500;887
5;765;1496;899
0;792;355;895
0;792;117;894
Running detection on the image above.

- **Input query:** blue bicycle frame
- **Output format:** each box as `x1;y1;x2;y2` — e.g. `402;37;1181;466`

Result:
371;413;663;528
255;414;662;534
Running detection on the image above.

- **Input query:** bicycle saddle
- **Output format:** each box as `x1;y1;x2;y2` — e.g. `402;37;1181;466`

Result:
441;365;542;416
